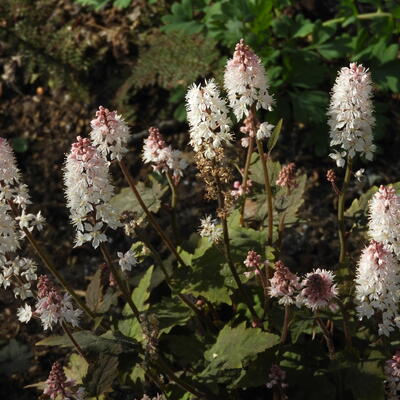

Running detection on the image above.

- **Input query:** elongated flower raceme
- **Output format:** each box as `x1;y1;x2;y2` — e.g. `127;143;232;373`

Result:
269;261;301;305
327;62;375;167
90;105;130;161
297;268;338;311
355;240;400;336
186;79;232;160
142;126;187;182
0;138;44;230
34;275;82;330
385;350;400;400
368;185;400;257
43;361;85;400
224;39;274;122
186;80;233;214
64;136;120;248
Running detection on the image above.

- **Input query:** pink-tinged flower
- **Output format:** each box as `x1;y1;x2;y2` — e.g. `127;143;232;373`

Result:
276;163;297;190
224;39;274;120
35;275;82;330
142;127;187;182
327;62;375;166
355;240;400;336
64;136;120;248
43;361;84;400
385;350;400;400
266;364;288;399
90;105;130;161
186;79;232;160
231;179;252;199
244;250;263;278
368;185;400;257
298;268;338;311
269;261;301;305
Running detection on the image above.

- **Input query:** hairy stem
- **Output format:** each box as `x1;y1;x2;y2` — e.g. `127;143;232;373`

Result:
338;158;353;264
166;172;179;243
118;160;187;268
280;305;290;344
323;10;392;26
215;177;261;325
62;322;89;364
239;136;255;226
316;317;335;359
256;139;274;246
99;243;141;322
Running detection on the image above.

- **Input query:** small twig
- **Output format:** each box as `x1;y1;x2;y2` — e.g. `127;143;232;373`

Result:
316;316;335;359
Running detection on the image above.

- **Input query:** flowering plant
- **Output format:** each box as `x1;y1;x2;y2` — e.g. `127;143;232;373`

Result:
2;39;400;400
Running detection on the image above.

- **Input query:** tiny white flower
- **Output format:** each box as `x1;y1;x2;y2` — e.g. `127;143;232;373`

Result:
17;303;32;323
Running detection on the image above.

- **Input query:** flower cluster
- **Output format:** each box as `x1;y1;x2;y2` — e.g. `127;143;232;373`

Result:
368;185;400;257
327;62;375;167
117;249;138;272
269;261;301;305
224;39;274;120
385;350;400;400
266;364;288;399
186;79;232;160
0;138;45;237
231;179;253;199
21;275;83;330
64;136;120;248
43;362;85;400
142;127;187;182
276;163;297;190
355;240;400;336
297;268;338;311
89;105;130;161
243;250;263;278
2;257;37;300
198;215;222;243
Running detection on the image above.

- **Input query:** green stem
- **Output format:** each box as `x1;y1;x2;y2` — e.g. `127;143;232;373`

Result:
239;135;255;226
8;201;95;321
323;11;392;26
215;177;261;325
99;243;141;322
166;172;179;243
256;139;274;246
118;160;187;268
338;158;352;264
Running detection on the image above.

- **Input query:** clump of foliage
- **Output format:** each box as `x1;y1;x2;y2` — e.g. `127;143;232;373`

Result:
131;31;219;90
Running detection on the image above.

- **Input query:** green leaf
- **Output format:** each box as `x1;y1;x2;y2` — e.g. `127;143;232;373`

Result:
64;354;88;384
118;266;154;340
86;269;103;312
204;322;279;370
110;179;168;225
345;186;378;218
149;297;192;335
84;354;118;397
36;330;139;355
113;0;131;8
267;118;283;153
